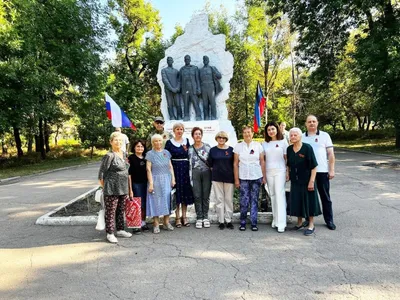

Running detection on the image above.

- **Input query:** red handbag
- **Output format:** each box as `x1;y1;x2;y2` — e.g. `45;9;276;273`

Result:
125;197;141;228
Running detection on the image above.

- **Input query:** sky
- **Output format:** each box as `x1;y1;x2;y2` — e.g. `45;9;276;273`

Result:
149;0;241;40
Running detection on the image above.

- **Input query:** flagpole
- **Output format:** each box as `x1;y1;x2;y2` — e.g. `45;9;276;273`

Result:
265;94;268;124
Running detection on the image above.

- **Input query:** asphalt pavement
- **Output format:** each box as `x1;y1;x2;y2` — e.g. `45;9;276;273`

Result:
0;150;399;300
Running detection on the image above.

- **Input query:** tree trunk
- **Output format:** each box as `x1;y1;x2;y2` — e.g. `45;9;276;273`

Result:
13;126;23;158
54;125;60;145
340;120;347;131
35;135;40;152
27;135;33;153
361;116;367;130
356;115;362;130
44;120;50;153
366;115;371;131
38;118;46;159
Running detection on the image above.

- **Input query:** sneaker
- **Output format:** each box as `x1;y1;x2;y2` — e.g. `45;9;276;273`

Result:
226;222;234;230
116;230;132;238
219;223;225;230
196;219;203;229
239;225;246;231
327;223;336;230
304;227;315;236
203;219;211;228
153;226;160;234
277;227;285;233
251;225;258;232
162;223;174;231
107;234;118;244
141;224;150;232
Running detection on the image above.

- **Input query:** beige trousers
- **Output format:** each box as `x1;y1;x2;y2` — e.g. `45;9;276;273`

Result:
212;181;234;223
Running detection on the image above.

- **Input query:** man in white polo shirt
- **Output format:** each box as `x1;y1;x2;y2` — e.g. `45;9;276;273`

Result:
302;115;336;230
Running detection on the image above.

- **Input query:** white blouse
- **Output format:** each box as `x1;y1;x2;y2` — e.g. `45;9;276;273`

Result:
234;141;264;180
262;140;288;171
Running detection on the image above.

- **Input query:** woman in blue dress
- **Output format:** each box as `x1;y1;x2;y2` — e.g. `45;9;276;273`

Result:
146;134;176;234
165;122;194;227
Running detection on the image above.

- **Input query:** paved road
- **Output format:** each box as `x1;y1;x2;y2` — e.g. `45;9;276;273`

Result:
0;150;399;300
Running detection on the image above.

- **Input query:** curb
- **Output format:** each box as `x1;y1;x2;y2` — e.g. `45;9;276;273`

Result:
336;147;400;160
36;186;274;226
0;161;100;185
35;187;100;226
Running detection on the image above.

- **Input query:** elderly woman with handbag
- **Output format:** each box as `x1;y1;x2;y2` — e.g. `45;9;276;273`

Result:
98;132;132;244
188;127;212;229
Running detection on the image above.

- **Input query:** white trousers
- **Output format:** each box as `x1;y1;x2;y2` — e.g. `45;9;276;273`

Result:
266;169;287;229
212;181;234;223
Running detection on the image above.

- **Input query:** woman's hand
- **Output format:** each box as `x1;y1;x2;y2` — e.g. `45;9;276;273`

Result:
129;191;134;199
307;180;315;191
286;173;290;182
262;177;266;185
148;183;154;194
171;179;176;187
235;180;240;188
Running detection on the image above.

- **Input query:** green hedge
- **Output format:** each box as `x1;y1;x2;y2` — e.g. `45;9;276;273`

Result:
329;129;395;141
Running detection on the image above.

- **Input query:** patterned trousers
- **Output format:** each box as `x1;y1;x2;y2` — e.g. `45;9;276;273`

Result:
105;195;128;234
239;178;262;226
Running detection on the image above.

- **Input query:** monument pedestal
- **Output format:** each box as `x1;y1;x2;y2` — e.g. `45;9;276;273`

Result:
164;120;237;147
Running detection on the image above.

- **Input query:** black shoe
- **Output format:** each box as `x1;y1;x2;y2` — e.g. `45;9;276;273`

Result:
251;225;258;232
302;221;309;228
132;228;141;235
226;222;234;230
239;225;246;231
219;223;225;230
141;224;150;232
327;223;336;230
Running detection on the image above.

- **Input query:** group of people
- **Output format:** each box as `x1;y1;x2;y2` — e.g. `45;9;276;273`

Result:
98;115;336;244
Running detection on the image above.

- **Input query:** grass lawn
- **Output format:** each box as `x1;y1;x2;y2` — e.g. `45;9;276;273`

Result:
335;138;400;157
0;156;103;180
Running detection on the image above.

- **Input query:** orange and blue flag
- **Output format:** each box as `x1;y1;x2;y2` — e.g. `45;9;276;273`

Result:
253;82;266;133
105;93;136;130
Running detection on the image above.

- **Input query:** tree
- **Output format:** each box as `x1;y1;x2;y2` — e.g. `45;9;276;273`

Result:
271;0;400;147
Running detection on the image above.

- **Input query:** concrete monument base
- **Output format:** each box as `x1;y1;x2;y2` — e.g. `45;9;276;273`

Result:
164;120;237;147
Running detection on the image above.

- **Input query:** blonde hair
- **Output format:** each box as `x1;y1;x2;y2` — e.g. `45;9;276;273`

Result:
109;132;122;142
173;122;184;132
215;131;229;142
151;134;163;145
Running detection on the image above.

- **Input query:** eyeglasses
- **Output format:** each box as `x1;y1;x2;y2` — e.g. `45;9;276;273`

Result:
155;121;164;124
217;136;227;139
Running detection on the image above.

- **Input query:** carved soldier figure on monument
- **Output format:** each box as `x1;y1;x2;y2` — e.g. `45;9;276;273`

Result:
199;55;223;120
161;57;181;120
179;55;202;121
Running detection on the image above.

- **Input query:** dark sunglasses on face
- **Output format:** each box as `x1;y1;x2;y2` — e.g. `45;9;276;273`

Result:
155;121;164;124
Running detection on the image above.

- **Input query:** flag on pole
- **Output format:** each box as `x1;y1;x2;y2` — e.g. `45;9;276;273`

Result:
105;93;136;130
253;82;266;133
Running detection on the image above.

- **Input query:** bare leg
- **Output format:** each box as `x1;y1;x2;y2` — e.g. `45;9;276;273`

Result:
308;216;314;229
153;216;159;227
297;217;303;227
175;203;181;226
163;215;170;226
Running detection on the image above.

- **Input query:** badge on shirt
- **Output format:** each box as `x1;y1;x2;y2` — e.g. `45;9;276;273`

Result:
315;138;318;142
201;150;205;155
275;144;279;148
225;151;229;156
299;154;305;158
183;144;187;151
140;161;145;166
250;149;254;154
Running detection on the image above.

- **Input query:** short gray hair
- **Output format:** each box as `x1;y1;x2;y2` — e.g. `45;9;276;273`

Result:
289;127;302;136
151;134;163;145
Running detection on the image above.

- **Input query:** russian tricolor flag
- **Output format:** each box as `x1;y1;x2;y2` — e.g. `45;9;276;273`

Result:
105;93;136;130
253;82;266;133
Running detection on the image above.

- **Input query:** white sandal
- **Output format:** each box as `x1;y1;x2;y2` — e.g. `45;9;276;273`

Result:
195;219;203;229
203;219;210;228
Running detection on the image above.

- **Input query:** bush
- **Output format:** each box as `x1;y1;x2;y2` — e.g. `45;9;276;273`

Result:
330;129;395;141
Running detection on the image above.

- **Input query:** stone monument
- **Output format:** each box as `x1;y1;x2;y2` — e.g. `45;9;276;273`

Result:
157;13;237;146
161;57;181;120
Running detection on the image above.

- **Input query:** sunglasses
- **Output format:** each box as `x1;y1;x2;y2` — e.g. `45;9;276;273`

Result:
155;121;164;124
217;136;227;140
